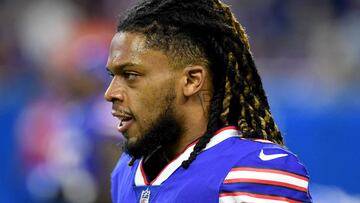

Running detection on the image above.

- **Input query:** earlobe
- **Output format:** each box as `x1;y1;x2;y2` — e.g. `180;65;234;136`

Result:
183;65;207;97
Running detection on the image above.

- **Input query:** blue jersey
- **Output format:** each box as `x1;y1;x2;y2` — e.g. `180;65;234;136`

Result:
111;126;312;202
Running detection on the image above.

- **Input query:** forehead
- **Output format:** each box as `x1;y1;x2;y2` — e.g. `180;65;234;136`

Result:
106;32;172;71
107;32;146;66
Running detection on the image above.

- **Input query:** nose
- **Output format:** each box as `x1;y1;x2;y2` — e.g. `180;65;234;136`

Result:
104;78;125;102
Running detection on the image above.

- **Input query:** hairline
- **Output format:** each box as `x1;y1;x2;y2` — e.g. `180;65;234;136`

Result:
116;28;211;71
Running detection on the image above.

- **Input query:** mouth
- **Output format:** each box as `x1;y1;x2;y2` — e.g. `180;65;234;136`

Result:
112;111;134;133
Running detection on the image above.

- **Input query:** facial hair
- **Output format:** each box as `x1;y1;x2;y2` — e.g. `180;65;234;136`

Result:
123;91;182;159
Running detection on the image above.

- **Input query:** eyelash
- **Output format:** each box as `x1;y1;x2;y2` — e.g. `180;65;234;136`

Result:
107;71;139;81
123;72;139;80
108;72;114;78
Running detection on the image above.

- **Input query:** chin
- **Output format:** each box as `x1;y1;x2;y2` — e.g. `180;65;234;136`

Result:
122;127;136;139
125;129;144;146
124;137;144;159
129;136;141;146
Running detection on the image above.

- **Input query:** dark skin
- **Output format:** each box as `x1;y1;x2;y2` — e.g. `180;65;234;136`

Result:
105;32;213;160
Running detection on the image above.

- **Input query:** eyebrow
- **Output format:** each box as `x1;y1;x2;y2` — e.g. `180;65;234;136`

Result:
106;62;138;73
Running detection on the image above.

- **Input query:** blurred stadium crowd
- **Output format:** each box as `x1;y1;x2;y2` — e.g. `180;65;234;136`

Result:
0;0;359;202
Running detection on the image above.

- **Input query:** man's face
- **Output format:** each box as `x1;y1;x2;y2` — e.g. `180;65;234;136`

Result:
105;32;181;157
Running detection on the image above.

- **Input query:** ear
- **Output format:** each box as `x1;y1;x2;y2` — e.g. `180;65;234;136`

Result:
182;65;208;97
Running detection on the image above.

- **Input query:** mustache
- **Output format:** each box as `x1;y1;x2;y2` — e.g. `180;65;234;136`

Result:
112;104;133;116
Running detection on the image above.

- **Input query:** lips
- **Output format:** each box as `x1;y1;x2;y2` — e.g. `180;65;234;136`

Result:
112;111;134;133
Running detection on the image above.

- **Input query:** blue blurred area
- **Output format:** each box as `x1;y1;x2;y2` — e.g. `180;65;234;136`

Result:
1;0;359;202
285;107;360;194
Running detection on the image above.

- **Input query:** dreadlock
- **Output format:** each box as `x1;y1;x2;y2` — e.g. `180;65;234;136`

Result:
118;0;284;168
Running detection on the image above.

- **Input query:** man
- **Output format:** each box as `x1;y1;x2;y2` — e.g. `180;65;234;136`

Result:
105;0;312;202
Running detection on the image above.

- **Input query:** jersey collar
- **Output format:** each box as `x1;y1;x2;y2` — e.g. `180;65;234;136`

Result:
134;126;240;186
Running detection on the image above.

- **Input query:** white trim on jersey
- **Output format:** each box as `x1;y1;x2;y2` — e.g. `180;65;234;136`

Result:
134;159;146;186
151;143;195;185
134;126;240;186
253;139;273;143
219;192;301;203
224;168;308;192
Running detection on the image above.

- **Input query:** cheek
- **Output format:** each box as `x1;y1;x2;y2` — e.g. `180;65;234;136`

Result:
132;87;166;126
129;75;176;127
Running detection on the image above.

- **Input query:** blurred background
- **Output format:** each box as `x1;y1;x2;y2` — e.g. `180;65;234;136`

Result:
0;0;359;202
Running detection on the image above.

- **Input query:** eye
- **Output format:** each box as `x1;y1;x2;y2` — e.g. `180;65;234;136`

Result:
123;72;139;81
106;69;114;78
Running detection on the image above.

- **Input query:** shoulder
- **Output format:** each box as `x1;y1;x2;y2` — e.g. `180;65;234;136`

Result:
233;139;308;175
219;139;312;203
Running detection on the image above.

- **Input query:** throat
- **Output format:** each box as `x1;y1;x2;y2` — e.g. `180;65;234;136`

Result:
142;147;171;183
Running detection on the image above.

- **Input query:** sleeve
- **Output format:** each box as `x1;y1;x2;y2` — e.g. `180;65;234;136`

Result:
219;145;312;203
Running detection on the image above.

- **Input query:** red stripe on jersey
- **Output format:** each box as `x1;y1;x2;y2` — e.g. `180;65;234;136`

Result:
230;167;308;181
219;192;302;203
224;178;307;192
139;160;150;186
138;126;239;186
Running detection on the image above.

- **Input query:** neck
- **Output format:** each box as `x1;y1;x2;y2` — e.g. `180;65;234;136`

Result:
170;127;206;160
142;114;207;183
141;97;210;182
166;106;208;160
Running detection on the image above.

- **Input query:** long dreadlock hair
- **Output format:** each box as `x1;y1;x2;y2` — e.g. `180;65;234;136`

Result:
118;0;284;168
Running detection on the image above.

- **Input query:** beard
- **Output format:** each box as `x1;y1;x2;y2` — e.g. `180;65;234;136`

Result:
123;91;182;159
